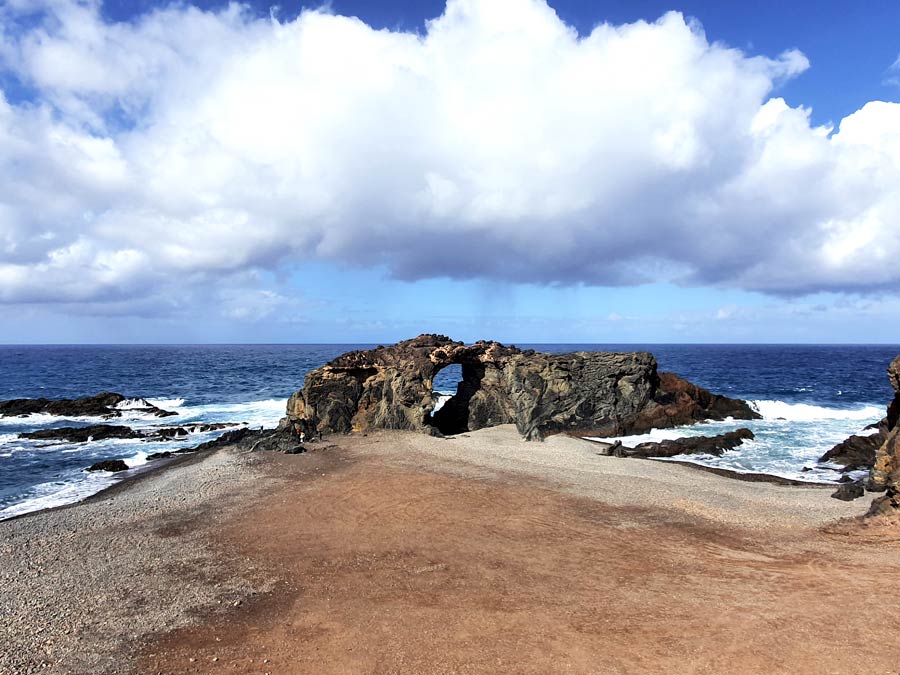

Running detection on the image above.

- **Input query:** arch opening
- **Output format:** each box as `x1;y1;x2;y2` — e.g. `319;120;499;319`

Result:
428;362;485;435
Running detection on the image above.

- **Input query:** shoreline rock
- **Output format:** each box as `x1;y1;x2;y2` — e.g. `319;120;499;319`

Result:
86;459;129;473
599;428;755;459
282;334;758;441
819;431;885;472
19;422;243;444
21;425;142;442
0;392;177;419
810;354;900;514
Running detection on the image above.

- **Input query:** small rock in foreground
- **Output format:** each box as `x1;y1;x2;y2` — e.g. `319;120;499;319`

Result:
831;480;865;501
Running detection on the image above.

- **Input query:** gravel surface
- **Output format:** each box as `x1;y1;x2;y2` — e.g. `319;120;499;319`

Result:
0;426;876;673
366;425;873;530
0;448;276;675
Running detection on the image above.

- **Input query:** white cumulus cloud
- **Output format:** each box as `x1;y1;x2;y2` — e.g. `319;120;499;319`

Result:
0;0;899;314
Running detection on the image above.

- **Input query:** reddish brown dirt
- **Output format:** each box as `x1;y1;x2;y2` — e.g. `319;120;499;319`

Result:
141;447;900;675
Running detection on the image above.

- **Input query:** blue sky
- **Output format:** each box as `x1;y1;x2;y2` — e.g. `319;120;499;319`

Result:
1;0;899;343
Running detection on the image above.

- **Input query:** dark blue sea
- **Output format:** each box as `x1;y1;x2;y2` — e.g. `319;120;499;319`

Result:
1;344;897;519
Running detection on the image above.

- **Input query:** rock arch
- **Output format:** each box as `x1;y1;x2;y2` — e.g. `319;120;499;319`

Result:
283;334;758;441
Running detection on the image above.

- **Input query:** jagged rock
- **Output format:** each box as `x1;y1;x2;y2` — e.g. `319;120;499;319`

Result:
283;334;758;441
188;427;258;452
0;392;176;419
146;451;173;460
18;422;241;444
86;459;129;473
819;432;884;472
616;428;755;458
153;427;189;440
188;422;242;433
20;425;141;442
831;480;865;501
844;355;900;514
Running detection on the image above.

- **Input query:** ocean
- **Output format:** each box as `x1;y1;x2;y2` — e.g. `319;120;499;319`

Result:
0;343;896;520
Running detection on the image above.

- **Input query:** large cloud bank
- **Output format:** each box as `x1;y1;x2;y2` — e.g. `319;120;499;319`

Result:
1;0;899;309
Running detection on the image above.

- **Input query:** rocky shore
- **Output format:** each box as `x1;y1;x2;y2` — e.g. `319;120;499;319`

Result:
0;446;276;674
4;340;900;672
814;355;900;509
0;392;177;419
4;428;900;674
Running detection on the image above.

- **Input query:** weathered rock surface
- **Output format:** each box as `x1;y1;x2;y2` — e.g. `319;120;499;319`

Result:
86;459;129;473
21;425;141;442
831;479;866;502
819;431;885;472
0;393;176;419
866;356;900;513
19;422;242;443
283;335;759;441
605;428;755;459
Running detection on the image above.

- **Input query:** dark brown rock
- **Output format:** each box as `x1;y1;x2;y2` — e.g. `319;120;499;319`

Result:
831;480;865;501
0;393;176;419
187;427;258;452
86;459;129;472
819;432;884;472
620;428;755;458
153;427;189;440
869;357;900;502
839;355;900;514
283;335;758;441
20;425;141;442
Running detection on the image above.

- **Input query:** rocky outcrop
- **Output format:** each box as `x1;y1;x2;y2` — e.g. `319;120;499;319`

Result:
831;479;866;502
19;422;241;443
819;431;885;472
21;425;141;442
0;393;176;419
599;428;755;459
867;357;900;514
282;335;758;441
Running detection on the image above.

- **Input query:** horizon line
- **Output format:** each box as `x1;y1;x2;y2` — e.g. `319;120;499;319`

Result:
1;342;899;347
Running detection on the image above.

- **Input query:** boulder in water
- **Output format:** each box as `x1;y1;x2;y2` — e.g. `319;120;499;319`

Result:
611;428;755;459
86;459;129;473
20;425;141;442
0;392;176;419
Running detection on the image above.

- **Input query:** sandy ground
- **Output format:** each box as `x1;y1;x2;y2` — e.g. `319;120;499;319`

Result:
4;426;900;674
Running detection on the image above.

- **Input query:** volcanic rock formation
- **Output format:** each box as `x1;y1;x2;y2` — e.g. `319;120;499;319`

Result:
869;356;900;513
0;393;176;419
280;335;758;441
599;428;756;459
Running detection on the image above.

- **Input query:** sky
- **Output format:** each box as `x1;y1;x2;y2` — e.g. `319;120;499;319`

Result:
1;0;899;344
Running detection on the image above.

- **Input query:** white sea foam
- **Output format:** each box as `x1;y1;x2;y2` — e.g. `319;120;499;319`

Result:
183;398;286;425
0;396;289;520
0;397;285;430
145;397;185;409
0;473;117;521
749;400;883;422
585;397;884;483
431;392;455;414
115;397;153;410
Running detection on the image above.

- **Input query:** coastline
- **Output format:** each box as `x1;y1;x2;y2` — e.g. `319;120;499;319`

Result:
6;426;899;674
3;424;850;526
0;447;218;524
582;437;842;486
